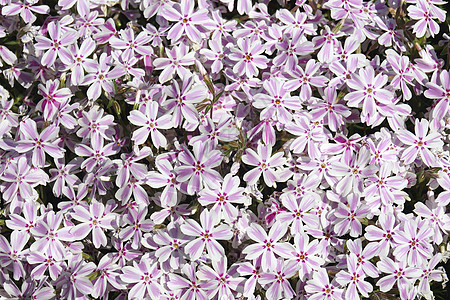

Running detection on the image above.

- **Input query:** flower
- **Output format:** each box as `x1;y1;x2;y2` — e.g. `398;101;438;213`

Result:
16;119;65;167
180;208;232;261
229;38;269;78
305;267;344;300
128;101;173;148
397;118;443;167
160;0;209;42
242;143;286;187
121;256;162;299
242;221;295;272
175;143;223;195
34;21;77;66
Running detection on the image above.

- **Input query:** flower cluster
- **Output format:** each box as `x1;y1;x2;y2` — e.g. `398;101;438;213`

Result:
0;0;449;299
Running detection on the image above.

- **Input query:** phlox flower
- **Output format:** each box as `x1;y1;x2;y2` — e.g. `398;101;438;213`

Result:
414;201;450;245
0;230;29;280
346;239;379;278
91;254;125;299
175;143;222;195
237;257;263;297
59;37;97;85
229;38;269;78
365;164;408;207
252;77;302;124
397;118;443;167
160;0;209;42
277;193;318;233
119;207;154;250
154;44;195;84
36;79;72;121
425;69;450;120
27;251;63;280
120;256;162;299
309;86;351;132
128;101;172;148
242;143;286;187
305;267;344;300
77;105;116;146
285;59;328;101
392;217;433;267
198;174;247;223
329;148;377;196
344;65;394;125
167;263;209;300
55;253;96;300
1;0;49;24
288;233;325;281
333;193;370;237
242;221;295;272
2;278;54;300
0;156;49;204
259;259;297;300
197;257;244;299
82;53;126;100
30;211;73;261
5;201;38;234
16;119;65;167
162;76;206;127
417;253;445;298
34;21;77;66
75;138;119;173
376;256;421;297
407;0;442;38
180;208;232;261
335;253;373;300
153;223;191;271
70;200;116;248
109;27;152;60
49;157;81;197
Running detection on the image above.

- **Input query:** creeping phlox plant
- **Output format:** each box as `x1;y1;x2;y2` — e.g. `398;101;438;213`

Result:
0;0;450;299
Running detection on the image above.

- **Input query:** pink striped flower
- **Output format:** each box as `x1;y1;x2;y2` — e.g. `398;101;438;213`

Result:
16;119;65;167
242;143;286;187
175;143;223;195
1;0;49;23
397;118;443;167
305;267;344;300
160;0;209;42
229;38;269;78
180;208;232;261
120;256;162;299
335;253;373;299
34;21;77;66
70;200;116;248
392;218;433;267
242;221;295;272
128;101;173;148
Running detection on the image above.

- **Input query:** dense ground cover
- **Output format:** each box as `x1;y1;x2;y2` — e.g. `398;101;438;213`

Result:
0;0;450;299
